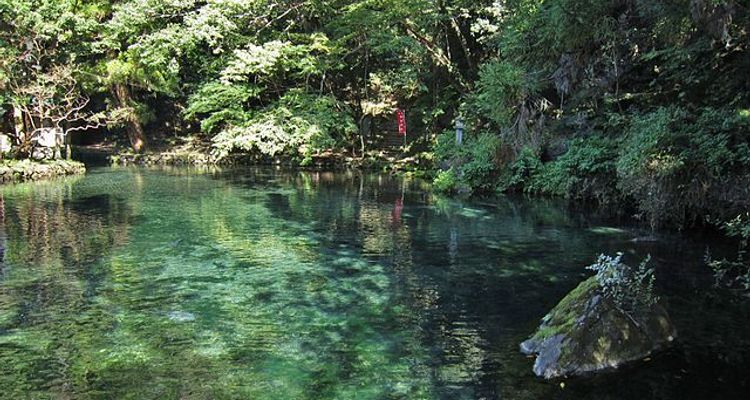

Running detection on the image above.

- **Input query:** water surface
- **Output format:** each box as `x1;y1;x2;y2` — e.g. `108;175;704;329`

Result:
0;167;748;399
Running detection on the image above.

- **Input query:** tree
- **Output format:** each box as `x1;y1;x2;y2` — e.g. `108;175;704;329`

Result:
10;65;105;158
0;0;106;158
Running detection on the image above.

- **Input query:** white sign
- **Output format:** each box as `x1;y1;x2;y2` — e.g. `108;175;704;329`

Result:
0;134;12;153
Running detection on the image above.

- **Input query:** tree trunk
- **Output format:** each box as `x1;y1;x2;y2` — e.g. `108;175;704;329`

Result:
11;104;32;158
65;131;71;160
111;83;146;152
358;114;369;157
402;20;468;94
13;105;25;142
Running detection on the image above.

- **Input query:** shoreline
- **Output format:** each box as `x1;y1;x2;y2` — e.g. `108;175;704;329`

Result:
0;159;86;184
106;149;433;175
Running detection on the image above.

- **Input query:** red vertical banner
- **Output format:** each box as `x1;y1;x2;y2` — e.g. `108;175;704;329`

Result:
396;109;407;137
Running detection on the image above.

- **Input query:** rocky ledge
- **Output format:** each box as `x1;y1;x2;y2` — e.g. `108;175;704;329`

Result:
110;151;330;167
520;275;676;379
0;159;86;184
110;151;225;166
108;150;422;170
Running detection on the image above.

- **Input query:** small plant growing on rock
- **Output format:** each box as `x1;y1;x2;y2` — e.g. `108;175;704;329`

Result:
586;253;658;315
521;253;675;379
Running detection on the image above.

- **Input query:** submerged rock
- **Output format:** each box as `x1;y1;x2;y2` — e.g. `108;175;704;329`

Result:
167;311;196;322
520;276;676;379
630;235;660;243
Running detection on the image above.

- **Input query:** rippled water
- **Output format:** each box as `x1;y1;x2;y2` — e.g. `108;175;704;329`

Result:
0;167;748;399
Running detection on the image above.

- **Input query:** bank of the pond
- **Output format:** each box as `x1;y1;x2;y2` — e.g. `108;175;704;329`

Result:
0;159;86;184
109;148;433;175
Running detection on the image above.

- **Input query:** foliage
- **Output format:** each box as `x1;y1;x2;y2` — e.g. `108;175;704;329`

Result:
0;0;107;157
184;82;261;134
220;36;331;84
432;130;501;193
426;0;750;232
0;0;749;233
723;213;750;240
432;168;458;193
708;213;750;291
587;253;658;314
617;106;750;228
473;61;535;127
496;146;541;192
528;136;619;202
460;132;502;191
211;91;356;161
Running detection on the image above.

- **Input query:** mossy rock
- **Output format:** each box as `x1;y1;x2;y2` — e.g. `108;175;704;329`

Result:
0;159;85;183
520;276;676;379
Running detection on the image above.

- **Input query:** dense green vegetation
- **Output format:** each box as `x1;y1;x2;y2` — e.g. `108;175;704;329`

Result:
1;0;749;231
709;213;750;290
432;1;750;231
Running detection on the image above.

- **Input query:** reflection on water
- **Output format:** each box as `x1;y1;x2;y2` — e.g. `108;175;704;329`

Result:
0;167;748;399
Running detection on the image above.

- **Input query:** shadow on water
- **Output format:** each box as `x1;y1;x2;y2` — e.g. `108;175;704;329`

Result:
66;193;120;214
0;166;748;399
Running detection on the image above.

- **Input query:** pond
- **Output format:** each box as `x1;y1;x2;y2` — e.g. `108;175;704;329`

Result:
0;167;748;399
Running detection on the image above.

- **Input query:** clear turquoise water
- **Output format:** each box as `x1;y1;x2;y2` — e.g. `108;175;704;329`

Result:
0;167;748;399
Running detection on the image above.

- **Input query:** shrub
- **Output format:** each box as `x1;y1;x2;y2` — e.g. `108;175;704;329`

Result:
587;253;658;314
461;132;502;191
184;81;261;134
473;61;532;127
433;168;458;193
707;213;750;291
433;129;460;164
211;91;356;161
616;106;750;228
432;130;502;193
527;136;619;202
496;146;542;192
